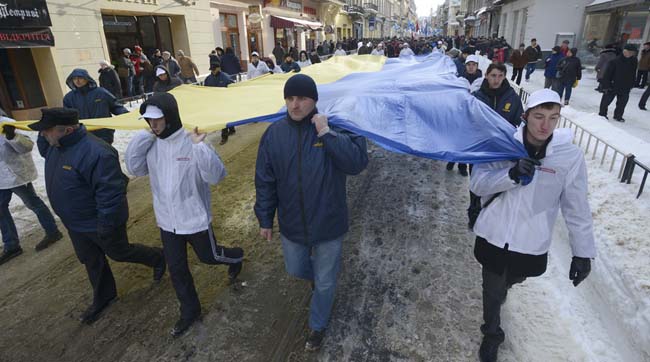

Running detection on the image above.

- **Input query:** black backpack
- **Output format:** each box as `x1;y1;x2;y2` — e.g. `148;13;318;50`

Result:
467;192;502;230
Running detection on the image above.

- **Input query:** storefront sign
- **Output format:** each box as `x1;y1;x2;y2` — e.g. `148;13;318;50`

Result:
303;6;317;16
248;5;263;32
106;0;158;5
0;27;54;47
286;0;302;11
0;0;51;28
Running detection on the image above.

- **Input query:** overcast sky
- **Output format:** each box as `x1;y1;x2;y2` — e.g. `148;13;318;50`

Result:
415;0;445;17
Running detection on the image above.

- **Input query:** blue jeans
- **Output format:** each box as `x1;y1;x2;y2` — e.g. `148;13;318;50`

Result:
0;183;59;250
281;234;343;331
554;81;573;101
525;63;536;80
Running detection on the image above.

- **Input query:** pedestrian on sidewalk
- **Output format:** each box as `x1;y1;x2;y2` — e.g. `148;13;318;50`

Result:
126;93;243;337
599;44;638;122
509;44;527;86
254;74;368;352
524;38;542;82
595;44;617;92
470;89;596;362
639;84;649;110
543;46;564;89
29;108;166;325
559;39;570;56
552;47;582;105
176;50;200;84
98;60;122;99
636;42;650;88
1;109;62;265
63;68;128;145
117;48;135;97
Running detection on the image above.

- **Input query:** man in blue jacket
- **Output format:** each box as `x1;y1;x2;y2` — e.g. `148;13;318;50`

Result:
29;108;165;325
63;69;129;145
254;74;368;352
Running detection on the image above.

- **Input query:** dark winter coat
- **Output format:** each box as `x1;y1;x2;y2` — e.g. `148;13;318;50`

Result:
273;46;285;64
162;58;181;77
463;69;483;85
204;71;233;88
509;49;528;68
116;56;135;78
544;52;565;78
555;55;582;83
524;45;541;63
63;69;128;145
639;49;650;71
98;67;122;99
473;79;523;127
280;61;301;73
601;55;638;92
357;46;370;55
595;48;617;80
37;125;129;233
254;111;368;245
220;53;242;76
152;65;183;93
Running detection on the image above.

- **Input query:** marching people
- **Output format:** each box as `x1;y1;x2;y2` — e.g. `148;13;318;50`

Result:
1;109;62;265
29;107;166;325
263;57;284;74
63;68;128;145
247;51;270;80
204;62;236;145
524;38;542;82
280;54;301;73
399;43;415;57
255;74;368;351
595;44;617;92
309;49;322;64
470;89;596;362
220;48;242;80
297;51;312;69
126;92;243;337
176;50;200;84
273;42;285;65
544;46;565;89
152;65;183;93
552;47;582;105
371;43;385;56
599;44;638;122
334;44;347;56
509;44;527;86
98;60;122;99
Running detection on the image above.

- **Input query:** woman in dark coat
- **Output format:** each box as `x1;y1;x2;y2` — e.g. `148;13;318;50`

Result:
98;60;122;99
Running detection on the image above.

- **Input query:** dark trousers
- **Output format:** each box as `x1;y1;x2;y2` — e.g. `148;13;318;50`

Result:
525;63;536;80
640;85;650;108
637;70;648;87
511;68;523;85
446;162;467;172
599;90;630;119
481;267;526;343
160;227;243;319
68;224;162;306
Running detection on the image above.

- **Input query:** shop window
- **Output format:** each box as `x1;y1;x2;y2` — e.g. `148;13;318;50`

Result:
102;14;175;63
0;49;46;110
220;13;241;60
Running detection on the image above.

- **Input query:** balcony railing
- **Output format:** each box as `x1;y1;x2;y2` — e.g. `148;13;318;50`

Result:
363;2;378;12
344;4;365;15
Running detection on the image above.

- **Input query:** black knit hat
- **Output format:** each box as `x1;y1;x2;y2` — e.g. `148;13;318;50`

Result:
29;107;79;131
283;74;318;101
623;44;638;52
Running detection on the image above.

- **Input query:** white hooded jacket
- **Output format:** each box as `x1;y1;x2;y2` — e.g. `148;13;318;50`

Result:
470;126;596;258
125;128;226;234
247;61;270;79
0;117;38;190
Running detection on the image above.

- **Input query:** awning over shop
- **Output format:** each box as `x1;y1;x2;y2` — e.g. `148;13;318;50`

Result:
476;7;488;16
0;28;54;48
586;0;641;12
270;15;322;30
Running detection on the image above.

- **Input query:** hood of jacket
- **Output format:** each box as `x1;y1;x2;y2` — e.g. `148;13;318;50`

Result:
154;65;172;85
139;92;182;139
66;68;98;91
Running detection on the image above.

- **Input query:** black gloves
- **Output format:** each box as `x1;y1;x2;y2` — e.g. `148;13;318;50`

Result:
2;125;16;140
569;257;591;287
508;157;541;186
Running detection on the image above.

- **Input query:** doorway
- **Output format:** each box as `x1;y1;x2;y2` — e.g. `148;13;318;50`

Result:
0;49;46;116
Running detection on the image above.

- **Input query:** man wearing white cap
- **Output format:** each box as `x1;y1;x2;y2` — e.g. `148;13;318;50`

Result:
399;42;414;57
469;89;596;362
152;65;183;93
247;51;270;79
371;43;385;56
125;92;244;337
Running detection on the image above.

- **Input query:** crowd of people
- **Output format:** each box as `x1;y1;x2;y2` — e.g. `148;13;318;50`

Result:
3;32;649;361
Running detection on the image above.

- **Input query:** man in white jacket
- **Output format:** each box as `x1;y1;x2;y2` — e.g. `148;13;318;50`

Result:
125;93;244;337
470;89;596;362
0;109;62;265
247;51;269;80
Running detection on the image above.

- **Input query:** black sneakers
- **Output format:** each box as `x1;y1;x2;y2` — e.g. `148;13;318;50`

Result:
614;117;625;122
459;168;468;177
479;336;503;362
446;162;454;171
79;296;117;325
0;247;23;266
598;113;608;120
305;329;325;352
34;230;63;251
170;315;200;337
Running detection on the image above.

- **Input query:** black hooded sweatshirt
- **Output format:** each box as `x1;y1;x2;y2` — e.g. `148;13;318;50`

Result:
139;92;182;139
152;65;183;93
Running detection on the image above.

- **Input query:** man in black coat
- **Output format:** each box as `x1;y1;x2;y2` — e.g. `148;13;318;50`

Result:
29;108;165;325
523;38;542;82
98;60;122;99
599;44;639;122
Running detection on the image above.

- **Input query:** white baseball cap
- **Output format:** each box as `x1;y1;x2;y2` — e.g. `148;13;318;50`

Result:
155;67;167;77
251;51;260;57
465;54;479;64
526;88;562;110
139;105;164;119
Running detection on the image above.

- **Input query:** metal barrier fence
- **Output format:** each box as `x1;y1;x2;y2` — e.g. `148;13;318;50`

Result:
512;83;646;198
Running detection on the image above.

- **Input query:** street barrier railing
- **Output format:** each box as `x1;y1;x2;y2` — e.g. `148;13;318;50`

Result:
512;83;645;198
